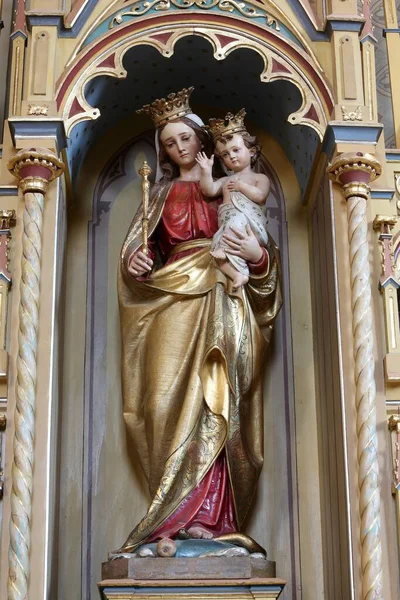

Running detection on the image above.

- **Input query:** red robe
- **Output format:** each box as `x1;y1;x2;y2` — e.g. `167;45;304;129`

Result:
143;180;268;272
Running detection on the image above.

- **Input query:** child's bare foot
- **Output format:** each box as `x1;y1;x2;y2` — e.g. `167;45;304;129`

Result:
187;526;214;539
210;249;226;259
232;272;249;291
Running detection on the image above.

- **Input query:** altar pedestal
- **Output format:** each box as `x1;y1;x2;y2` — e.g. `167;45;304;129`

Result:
99;557;286;599
98;578;286;599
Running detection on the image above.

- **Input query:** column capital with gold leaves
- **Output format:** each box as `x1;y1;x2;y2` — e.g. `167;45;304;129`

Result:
328;150;381;196
8;147;64;194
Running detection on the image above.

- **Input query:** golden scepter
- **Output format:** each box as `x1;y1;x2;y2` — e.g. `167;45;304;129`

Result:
138;160;152;255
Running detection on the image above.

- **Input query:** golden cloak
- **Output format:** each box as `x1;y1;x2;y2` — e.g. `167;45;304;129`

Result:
118;182;282;551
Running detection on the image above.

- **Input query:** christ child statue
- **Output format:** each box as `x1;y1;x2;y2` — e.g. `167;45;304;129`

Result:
196;109;270;290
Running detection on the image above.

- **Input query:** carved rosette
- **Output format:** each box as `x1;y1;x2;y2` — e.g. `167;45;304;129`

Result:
7;148;64;600
328;152;383;600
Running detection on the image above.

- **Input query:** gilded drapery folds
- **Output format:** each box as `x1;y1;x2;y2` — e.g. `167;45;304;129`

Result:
118;183;282;551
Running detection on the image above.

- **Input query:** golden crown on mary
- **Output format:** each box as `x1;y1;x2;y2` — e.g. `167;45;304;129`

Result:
137;86;194;128
208;108;248;143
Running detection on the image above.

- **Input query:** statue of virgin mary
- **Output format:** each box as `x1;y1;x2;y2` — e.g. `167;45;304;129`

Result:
117;87;282;553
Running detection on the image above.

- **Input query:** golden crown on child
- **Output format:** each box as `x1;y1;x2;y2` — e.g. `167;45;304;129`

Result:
208;108;248;143
137;87;194;128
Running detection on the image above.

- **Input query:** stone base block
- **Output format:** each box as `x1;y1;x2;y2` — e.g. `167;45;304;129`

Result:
98;578;286;599
102;556;276;580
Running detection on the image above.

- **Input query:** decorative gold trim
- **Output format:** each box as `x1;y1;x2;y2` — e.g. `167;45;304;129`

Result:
10;39;24;118
364;43;375;121
373;215;398;231
328;152;382;185
19;177;50;195
13;43;20;116
108;0;280;29
389;414;400;433
341;182;370;201
70;0;320;71
0;210;17;232
8;148;65;191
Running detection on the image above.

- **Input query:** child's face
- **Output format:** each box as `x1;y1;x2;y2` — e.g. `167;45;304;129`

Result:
216;134;254;172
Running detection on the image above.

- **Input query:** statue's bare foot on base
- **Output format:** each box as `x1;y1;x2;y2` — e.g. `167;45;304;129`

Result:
187;526;214;539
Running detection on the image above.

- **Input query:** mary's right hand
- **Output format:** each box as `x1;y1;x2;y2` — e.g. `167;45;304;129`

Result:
128;250;154;277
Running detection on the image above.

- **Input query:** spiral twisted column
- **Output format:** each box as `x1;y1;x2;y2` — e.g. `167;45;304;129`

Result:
328;152;383;600
7;148;64;600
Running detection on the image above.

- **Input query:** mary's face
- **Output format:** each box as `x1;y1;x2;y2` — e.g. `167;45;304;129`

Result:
159;121;202;169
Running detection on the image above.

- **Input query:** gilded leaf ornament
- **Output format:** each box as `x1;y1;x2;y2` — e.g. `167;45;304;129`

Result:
109;0;280;30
